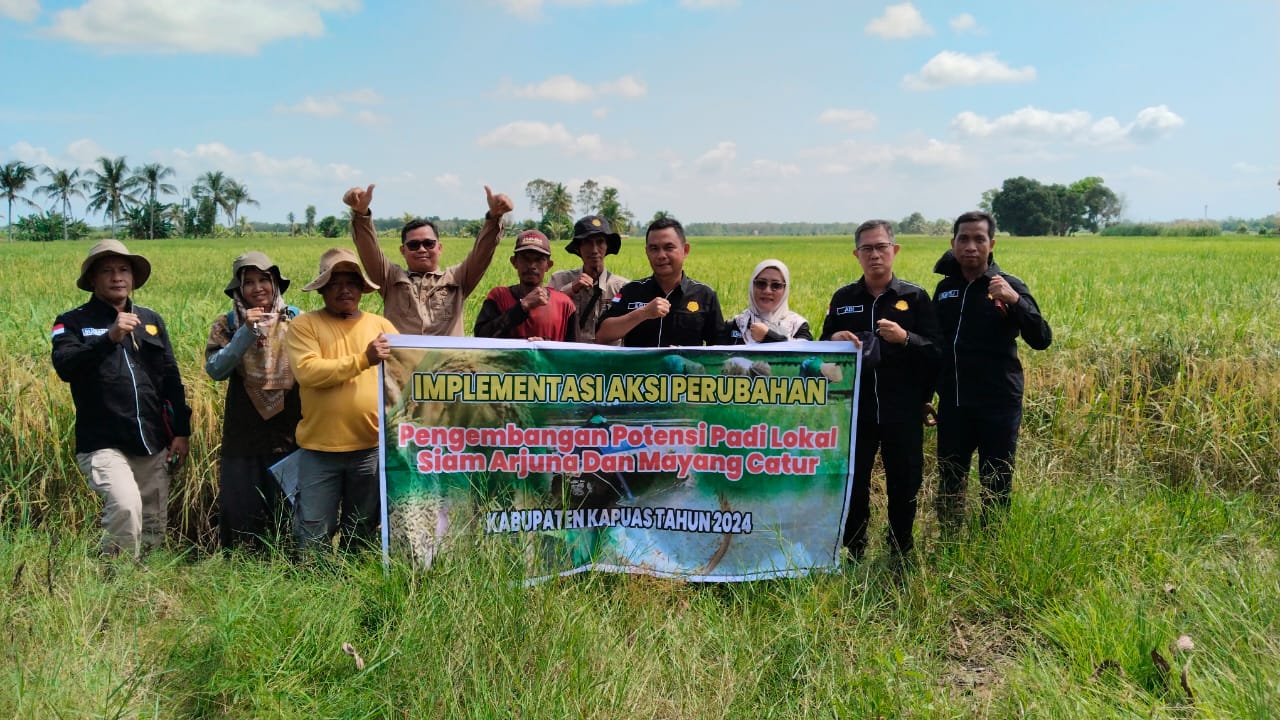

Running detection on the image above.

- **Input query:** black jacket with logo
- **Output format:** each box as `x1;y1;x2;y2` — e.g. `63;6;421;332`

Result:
932;250;1052;411
52;296;192;455
820;276;941;424
599;274;723;347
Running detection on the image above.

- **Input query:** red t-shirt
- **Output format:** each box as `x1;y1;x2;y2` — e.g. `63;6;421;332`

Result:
479;286;578;341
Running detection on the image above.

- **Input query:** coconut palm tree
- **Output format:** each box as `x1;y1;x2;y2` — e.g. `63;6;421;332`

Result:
86;156;137;233
0;161;39;242
223;179;258;234
192;170;233;231
286;211;296;237
129;163;177;240
36;166;90;242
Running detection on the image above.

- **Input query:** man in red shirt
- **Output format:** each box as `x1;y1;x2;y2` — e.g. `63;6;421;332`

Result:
474;230;577;341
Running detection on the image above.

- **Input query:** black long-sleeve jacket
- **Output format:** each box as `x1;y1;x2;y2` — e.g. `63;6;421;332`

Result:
932;250;1052;411
820;276;941;424
51;296;192;455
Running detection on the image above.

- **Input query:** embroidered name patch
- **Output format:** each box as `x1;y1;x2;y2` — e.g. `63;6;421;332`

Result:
836;305;863;315
82;327;108;337
939;290;960;300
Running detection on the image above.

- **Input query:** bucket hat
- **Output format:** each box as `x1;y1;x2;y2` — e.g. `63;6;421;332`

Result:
565;215;621;256
301;248;379;292
223;250;291;299
77;239;152;292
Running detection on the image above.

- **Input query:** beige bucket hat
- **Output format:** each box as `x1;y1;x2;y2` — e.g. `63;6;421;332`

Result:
301;247;379;292
77;239;152;292
224;251;291;299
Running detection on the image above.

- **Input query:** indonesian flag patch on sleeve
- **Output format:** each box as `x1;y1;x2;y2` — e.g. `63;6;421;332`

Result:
51;323;65;338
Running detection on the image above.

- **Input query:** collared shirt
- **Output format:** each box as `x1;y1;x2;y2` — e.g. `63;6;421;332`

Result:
474;285;578;341
598;274;723;347
548;267;630;344
351;212;501;336
820;275;941;424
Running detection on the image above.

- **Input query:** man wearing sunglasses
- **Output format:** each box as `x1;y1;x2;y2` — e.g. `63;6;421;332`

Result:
820;219;941;562
343;183;515;336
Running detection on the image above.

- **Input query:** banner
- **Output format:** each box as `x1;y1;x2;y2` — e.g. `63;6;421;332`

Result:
379;336;859;582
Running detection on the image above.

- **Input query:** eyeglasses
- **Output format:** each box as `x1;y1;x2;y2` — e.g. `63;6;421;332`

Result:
752;279;787;291
403;239;438;251
855;243;895;255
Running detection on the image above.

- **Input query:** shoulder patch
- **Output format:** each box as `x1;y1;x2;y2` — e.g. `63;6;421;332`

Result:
51;323;65;338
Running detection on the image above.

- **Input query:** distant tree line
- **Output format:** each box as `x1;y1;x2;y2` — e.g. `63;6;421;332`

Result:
0;157;270;242
981;176;1124;236
524;179;635;240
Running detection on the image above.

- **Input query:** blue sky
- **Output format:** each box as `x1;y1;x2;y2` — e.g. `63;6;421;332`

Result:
2;0;1276;226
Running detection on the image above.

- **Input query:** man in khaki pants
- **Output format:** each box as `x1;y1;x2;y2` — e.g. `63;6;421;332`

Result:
51;240;192;558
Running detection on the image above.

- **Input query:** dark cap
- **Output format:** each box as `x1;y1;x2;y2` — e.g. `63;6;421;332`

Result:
514;229;552;256
566;215;621;256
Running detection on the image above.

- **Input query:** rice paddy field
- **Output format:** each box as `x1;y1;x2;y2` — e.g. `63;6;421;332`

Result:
1;232;1277;718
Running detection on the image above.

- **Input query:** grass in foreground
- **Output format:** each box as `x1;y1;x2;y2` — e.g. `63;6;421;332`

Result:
3;444;1277;719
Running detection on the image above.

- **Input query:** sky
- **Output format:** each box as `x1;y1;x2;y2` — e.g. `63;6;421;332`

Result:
2;0;1277;227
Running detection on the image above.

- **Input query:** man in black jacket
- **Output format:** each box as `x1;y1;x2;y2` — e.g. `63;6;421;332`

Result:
820;220;941;559
932;211;1051;529
52;240;192;558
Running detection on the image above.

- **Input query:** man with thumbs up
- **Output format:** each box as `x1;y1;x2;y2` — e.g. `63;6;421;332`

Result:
343;183;515;336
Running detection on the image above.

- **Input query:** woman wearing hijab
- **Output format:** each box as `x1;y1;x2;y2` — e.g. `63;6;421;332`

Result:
205;252;302;551
718;258;813;344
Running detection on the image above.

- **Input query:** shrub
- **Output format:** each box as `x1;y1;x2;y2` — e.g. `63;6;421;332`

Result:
14;211;91;242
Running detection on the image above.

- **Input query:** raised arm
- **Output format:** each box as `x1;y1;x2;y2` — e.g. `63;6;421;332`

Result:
454;185;515;298
344;183;394;288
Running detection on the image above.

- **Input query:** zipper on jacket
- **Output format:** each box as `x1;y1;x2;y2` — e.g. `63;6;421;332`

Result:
870;291;882;424
953;281;973;406
656;283;677;346
122;343;155;455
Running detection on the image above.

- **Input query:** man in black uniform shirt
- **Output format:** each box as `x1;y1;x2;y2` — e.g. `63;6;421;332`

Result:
596;216;722;347
932;211;1051;530
820;220;940;559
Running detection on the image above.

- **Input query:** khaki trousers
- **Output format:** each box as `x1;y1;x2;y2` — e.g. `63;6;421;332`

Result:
76;448;169;557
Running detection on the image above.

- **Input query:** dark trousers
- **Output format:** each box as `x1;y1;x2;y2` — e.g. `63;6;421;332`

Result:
294;448;381;553
935;403;1022;528
218;452;291;551
844;418;924;556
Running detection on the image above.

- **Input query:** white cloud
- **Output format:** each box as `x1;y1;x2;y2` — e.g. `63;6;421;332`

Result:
903;51;1035;90
951;105;1185;145
434;173;461;188
817;109;878;132
1129;104;1186;140
277;96;344;117
695;141;737;173
866;2;933;39
168;142;362;184
512;74;596;102
495;0;641;19
476;121;633;161
679;0;738;8
353;109;384;126
275;88;382;123
593;107;610;119
800;137;966;170
66;138;108;165
42;0;360;55
1231;161;1265;174
745;159;800;179
949;13;978;33
0;0;39;22
505;74;647;102
9;141;58;166
599;74;647;98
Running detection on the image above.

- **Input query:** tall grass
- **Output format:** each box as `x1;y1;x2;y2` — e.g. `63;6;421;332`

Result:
1;234;1277;717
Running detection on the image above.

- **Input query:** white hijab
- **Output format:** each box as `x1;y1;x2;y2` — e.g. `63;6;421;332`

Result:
732;258;808;343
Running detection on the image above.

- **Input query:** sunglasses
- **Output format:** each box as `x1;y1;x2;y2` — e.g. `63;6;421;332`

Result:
752;279;787;291
403;239;438;251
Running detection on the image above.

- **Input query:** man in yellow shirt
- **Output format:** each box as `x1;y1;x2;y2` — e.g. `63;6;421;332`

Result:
286;248;398;553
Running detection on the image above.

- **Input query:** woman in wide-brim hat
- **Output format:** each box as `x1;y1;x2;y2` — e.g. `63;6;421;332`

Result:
205;251;303;552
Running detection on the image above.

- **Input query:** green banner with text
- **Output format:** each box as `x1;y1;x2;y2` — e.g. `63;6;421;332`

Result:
379;336;859;582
